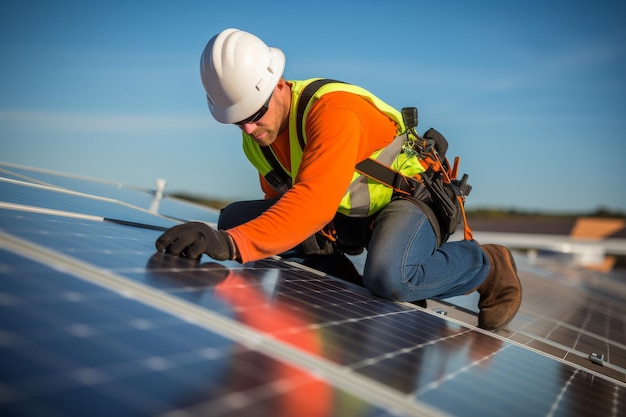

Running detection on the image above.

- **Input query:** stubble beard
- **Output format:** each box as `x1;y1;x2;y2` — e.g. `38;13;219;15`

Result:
254;128;278;147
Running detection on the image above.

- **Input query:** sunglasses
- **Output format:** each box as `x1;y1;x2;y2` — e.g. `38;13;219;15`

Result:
235;93;273;126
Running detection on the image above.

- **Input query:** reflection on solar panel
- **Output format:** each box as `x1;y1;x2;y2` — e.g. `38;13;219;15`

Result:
1;162;625;417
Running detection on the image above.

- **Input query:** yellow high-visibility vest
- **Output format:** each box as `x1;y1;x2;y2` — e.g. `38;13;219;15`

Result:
242;78;425;217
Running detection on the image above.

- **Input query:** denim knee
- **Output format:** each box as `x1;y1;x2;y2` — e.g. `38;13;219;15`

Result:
362;262;413;301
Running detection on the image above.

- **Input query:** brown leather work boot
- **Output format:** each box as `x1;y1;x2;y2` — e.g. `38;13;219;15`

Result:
476;244;522;331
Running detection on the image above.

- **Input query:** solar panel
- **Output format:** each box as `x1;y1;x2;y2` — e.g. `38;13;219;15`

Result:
0;163;220;225
431;254;626;382
1;162;625;417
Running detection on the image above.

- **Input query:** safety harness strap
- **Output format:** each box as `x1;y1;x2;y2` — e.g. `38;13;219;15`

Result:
354;158;416;196
260;145;291;194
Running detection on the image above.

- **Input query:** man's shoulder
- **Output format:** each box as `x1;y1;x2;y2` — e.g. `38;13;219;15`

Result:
310;90;374;112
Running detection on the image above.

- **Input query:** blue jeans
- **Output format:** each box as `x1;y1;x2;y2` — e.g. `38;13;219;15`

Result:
219;197;489;302
364;198;488;301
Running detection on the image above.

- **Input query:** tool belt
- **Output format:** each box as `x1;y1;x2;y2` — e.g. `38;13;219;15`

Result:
394;169;470;246
355;122;474;247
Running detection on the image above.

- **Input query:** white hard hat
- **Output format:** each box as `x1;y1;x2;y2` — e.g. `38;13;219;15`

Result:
200;28;285;124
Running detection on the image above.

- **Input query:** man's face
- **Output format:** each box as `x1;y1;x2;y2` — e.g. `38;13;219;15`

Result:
236;85;287;147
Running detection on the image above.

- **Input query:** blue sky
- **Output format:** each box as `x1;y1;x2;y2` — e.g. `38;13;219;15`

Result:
2;0;625;213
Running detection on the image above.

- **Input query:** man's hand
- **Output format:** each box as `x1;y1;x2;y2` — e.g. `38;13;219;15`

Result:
155;222;238;261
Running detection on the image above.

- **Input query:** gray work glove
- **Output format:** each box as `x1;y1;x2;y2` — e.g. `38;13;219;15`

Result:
155;222;238;261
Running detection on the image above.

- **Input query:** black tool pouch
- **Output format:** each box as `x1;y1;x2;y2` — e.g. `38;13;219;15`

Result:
394;169;467;247
423;170;463;245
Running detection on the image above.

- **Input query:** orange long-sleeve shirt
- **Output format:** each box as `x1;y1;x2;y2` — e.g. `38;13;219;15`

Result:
227;89;399;263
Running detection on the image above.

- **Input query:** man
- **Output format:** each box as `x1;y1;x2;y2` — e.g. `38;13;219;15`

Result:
156;28;522;331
